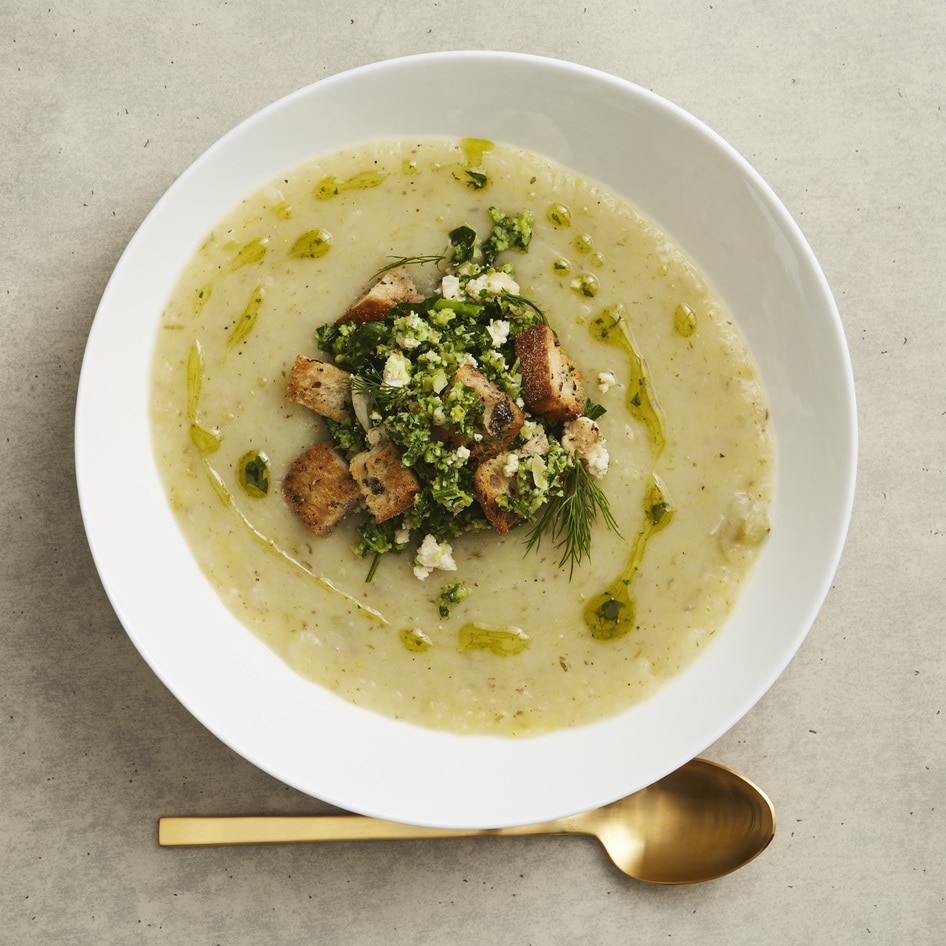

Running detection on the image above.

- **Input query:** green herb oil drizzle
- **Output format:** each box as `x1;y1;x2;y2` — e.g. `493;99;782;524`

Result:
451;137;494;190
225;284;265;355
458;623;530;656
591;305;666;460
585;306;676;640
185;341;221;456
289;228;333;260
313;171;386;201
400;627;433;653
237;450;270;498
195;237;268;315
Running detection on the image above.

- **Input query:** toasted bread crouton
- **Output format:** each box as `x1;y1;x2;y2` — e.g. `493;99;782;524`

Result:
446;364;525;461
473;454;521;535
285;356;353;422
349;441;421;523
514;323;585;421
282;442;361;536
337;266;424;326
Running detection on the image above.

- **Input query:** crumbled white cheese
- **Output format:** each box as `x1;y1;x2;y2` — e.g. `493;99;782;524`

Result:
562;416;610;478
486;319;510;347
455;445;471;461
597;371;617;393
518;424;550;457
412;534;458;580
394;524;411;546
440;274;462;300
465;271;520;300
503;453;520;477
382;351;411;387
584;443;610;478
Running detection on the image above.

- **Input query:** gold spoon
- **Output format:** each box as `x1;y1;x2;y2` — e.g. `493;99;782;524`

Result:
158;757;774;884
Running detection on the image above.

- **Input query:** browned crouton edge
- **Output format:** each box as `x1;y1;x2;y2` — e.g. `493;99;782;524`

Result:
515;323;585;422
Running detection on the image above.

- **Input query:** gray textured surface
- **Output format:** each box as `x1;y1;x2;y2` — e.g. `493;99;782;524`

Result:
2;2;943;943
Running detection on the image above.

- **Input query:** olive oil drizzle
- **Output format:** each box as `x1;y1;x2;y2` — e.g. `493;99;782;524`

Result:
184;335;390;625
288;228;333;260
313;170;386;201
591;305;666;460
194;237;268;315
225;284;266;357
458;623;530;656
185;341;221;456
203;459;390;625
451;137;494;190
586;305;676;640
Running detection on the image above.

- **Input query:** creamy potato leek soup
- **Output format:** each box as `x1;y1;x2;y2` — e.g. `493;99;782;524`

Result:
151;137;773;736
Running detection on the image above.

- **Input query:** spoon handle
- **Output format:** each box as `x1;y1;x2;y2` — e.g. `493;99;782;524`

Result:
158;814;568;847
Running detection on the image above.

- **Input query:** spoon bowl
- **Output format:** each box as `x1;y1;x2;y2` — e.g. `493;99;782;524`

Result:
566;758;776;883
159;758;775;884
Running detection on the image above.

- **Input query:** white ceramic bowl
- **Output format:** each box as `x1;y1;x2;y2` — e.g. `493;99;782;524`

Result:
75;52;856;828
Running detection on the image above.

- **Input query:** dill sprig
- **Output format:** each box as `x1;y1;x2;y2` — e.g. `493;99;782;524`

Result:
350;370;407;408
501;291;549;323
525;461;620;578
372;254;445;278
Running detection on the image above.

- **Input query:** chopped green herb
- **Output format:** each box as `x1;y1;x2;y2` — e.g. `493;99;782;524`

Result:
238;450;270;498
437;582;470;618
482;207;534;266
448;225;477;264
525;460;620;578
598;598;624;622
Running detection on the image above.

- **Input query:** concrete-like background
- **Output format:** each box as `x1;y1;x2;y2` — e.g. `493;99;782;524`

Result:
3;2;943;942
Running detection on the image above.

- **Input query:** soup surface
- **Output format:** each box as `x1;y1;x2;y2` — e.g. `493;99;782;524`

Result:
151;138;773;736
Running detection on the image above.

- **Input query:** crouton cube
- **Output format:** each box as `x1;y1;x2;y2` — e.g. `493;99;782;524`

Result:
446;363;525;461
285;356;353;422
514;323;585;421
349;441;421;523
337;266;424;325
473;453;521;535
282;442;361;536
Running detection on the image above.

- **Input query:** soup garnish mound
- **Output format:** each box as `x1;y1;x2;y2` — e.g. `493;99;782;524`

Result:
282;207;619;620
151;137;774;736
